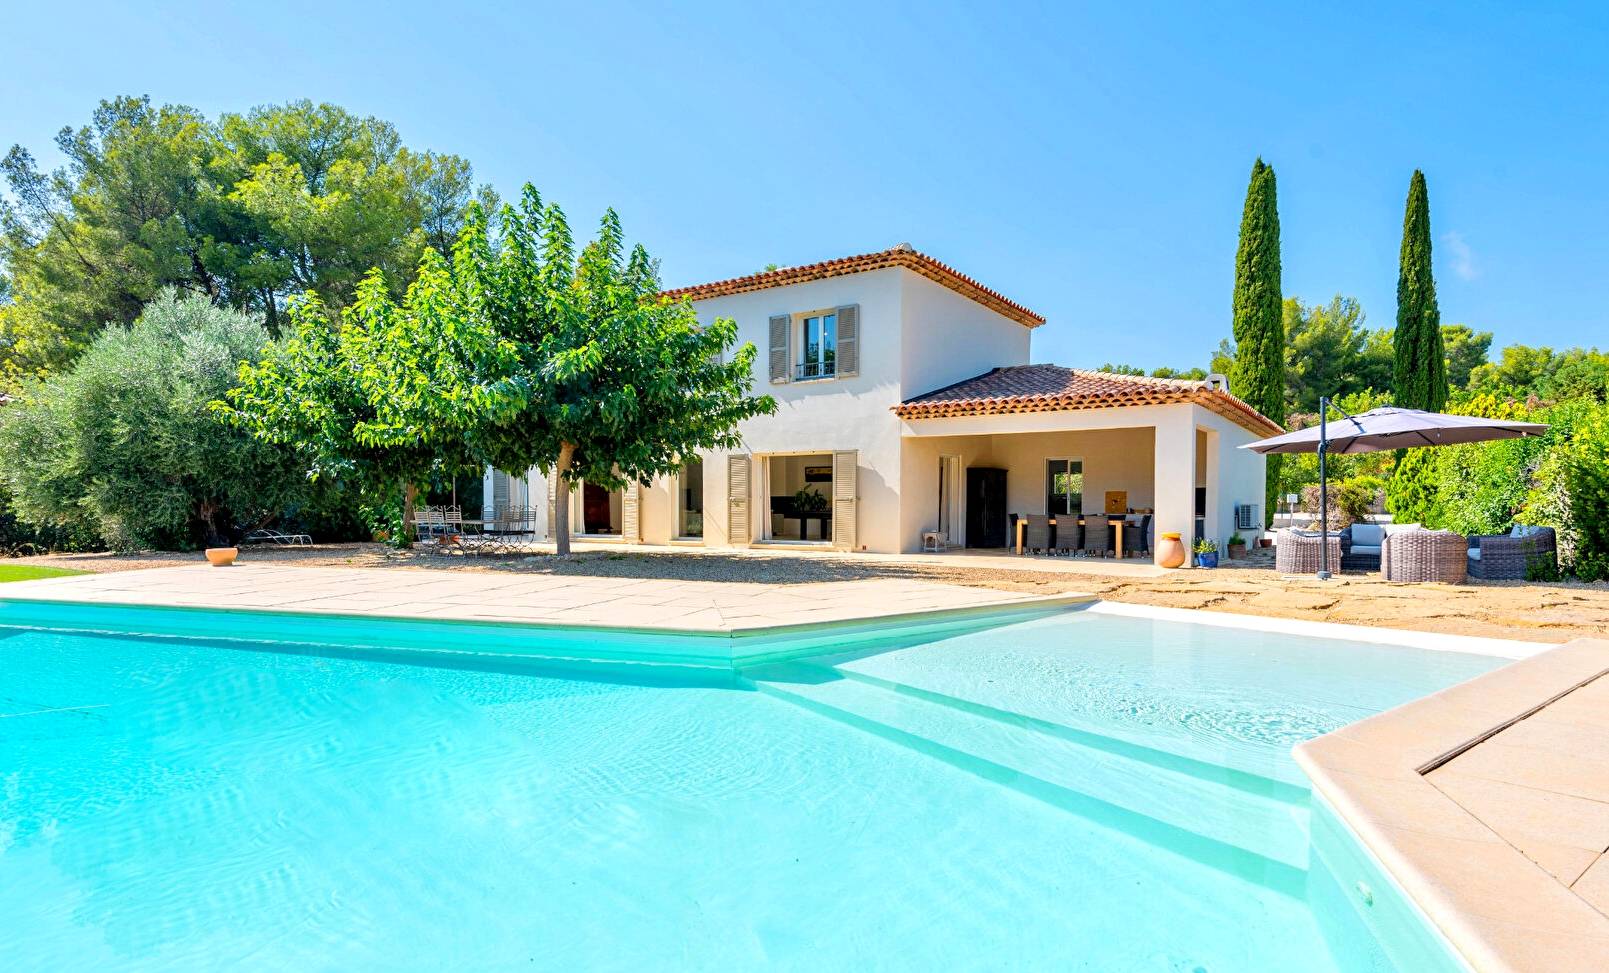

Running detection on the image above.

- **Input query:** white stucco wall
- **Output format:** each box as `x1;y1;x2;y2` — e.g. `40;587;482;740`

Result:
899;272;1033;399
1191;405;1269;549
686;268;904;550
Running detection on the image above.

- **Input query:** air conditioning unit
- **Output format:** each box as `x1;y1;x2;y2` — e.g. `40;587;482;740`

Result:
1235;503;1260;530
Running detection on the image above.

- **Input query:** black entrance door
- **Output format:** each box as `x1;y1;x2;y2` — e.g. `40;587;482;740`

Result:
965;467;1007;548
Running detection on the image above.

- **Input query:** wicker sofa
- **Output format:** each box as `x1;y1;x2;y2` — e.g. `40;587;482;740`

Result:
1467;526;1558;580
1382;529;1468;583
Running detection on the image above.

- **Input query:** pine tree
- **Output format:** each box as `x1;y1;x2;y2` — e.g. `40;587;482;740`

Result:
1230;158;1286;524
1393;170;1448;411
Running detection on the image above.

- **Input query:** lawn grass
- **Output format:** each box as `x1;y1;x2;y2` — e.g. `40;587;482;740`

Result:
0;564;88;583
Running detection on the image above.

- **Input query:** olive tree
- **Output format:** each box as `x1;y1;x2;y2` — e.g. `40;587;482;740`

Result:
0;291;307;548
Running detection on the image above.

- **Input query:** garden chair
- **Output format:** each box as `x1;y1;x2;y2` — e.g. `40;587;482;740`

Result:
1023;514;1051;554
1118;514;1151;558
1081;517;1108;557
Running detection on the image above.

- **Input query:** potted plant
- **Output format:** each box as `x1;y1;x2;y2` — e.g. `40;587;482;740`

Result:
1226;533;1247;560
794;486;829;539
1193;537;1219;569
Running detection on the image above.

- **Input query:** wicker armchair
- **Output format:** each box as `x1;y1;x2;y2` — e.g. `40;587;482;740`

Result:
1467;527;1557;580
1382;529;1467;583
1275;530;1342;574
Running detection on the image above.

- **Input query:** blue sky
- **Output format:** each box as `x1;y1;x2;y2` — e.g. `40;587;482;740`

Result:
5;2;1606;369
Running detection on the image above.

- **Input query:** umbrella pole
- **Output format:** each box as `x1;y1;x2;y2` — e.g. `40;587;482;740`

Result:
1318;396;1332;580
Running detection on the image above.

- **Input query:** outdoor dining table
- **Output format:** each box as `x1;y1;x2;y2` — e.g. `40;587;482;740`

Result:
1013;515;1131;558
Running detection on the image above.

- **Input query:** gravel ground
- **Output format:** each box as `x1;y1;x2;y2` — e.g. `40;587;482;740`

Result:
14;543;1609;643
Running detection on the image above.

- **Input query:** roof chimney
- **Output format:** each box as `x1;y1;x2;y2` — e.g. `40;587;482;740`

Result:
890;242;915;253
1205;373;1230;394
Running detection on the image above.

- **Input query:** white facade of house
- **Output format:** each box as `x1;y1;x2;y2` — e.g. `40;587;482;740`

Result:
491;249;1272;564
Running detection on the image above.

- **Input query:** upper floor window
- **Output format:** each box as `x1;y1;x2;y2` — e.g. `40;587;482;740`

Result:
768;304;858;384
797;311;836;380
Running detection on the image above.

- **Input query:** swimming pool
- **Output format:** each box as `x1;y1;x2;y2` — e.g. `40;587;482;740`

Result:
1;602;1510;970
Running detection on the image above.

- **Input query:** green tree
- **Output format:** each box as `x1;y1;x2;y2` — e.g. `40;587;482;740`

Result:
1284;295;1368;412
1097;363;1148;376
1440;324;1492;390
1543;348;1609;402
0;96;492;382
463;188;776;556
1468;344;1557;395
1355;328;1395;393
0;291;308;548
1149;366;1208;380
1229;158;1286;520
219;238;510;542
1393;170;1447;411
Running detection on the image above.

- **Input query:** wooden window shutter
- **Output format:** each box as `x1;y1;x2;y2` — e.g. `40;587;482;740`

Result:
491;470;510;514
831;450;857;550
621;481;641;543
768;314;790;383
727;454;752;548
834;304;859;377
545;474;558;541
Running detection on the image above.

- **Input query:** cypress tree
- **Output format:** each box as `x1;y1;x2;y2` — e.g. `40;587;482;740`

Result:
1393;170;1447;411
1230;158;1286;524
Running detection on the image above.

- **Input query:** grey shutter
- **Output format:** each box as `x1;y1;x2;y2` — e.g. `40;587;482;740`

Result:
831;450;857;550
491;470;510;517
834;304;859;377
727;454;752;548
621;481;641;543
768;314;790;383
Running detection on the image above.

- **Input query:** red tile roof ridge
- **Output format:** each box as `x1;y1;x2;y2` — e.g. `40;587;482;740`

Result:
893;364;1282;437
659;245;1045;328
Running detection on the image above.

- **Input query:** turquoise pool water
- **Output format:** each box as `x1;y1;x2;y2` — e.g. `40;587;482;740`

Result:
0;605;1505;970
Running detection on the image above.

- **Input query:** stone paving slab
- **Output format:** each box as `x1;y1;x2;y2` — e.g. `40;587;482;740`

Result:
0;564;1091;634
1296;637;1609;972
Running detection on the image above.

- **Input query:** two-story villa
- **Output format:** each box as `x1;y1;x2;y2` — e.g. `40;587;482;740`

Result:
487;245;1280;563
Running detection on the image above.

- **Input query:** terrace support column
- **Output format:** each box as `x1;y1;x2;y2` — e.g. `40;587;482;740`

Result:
1152;410;1198;567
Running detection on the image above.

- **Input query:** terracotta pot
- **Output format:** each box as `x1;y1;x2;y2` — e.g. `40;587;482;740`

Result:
1155;532;1187;569
204;547;238;567
1258;538;1273;548
1227;543;1247;560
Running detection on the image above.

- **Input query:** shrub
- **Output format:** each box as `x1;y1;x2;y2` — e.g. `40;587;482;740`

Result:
1561;404;1609;581
0;291;310;550
1385;447;1441;528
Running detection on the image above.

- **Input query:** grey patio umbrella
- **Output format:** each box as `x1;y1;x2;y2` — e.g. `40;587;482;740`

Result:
1241;398;1548;577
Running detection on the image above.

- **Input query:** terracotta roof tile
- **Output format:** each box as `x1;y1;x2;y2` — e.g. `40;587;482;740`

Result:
894;365;1283;437
660;244;1045;328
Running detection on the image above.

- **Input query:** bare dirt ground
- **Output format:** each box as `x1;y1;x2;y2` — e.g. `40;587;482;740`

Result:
15;543;1608;643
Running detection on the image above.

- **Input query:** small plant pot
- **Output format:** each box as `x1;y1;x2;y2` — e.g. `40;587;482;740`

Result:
1195;551;1219;569
1227;544;1247;560
1258;538;1273;548
205;547;238;567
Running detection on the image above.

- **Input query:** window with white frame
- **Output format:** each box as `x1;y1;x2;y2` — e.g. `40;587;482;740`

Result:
795;310;836;380
1046;458;1083;516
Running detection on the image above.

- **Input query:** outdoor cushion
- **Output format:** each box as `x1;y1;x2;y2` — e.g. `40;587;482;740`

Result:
1350;544;1382;556
1383;523;1422;536
1510;524;1545;538
1350;524;1384;546
1468;547;1482;561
